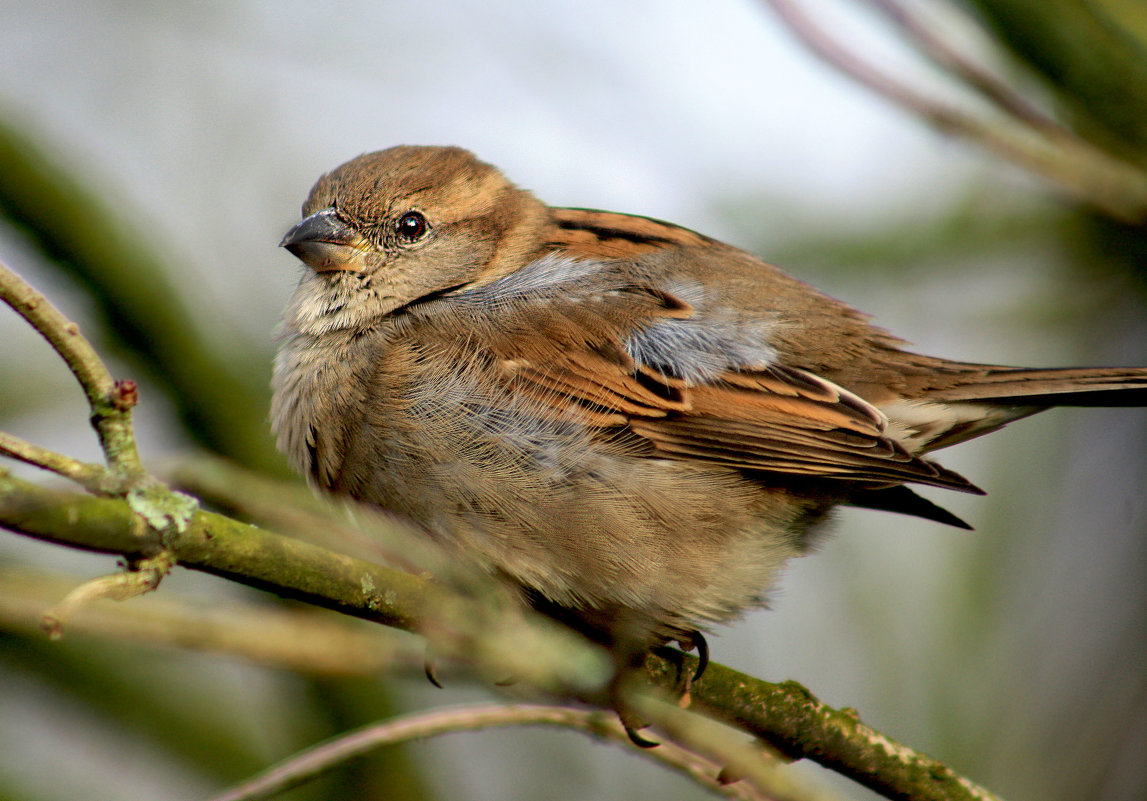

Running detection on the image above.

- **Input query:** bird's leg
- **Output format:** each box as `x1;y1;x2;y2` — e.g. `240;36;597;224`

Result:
616;632;706;745
520;594;663;746
611;646;661;748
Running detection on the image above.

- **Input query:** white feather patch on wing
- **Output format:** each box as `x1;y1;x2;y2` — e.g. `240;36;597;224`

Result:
624;277;777;384
880;399;1036;452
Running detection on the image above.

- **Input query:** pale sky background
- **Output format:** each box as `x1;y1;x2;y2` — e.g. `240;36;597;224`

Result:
2;2;1145;800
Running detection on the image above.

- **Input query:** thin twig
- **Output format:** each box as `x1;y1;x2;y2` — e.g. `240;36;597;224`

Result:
0;260;115;402
760;0;1147;222
40;551;174;638
861;0;1062;134
632;693;820;801
0;257;145;481
0;429;113;493
0;565;423;675
208;703;800;801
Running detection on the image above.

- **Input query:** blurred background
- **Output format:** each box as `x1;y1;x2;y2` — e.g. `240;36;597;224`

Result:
1;1;1145;799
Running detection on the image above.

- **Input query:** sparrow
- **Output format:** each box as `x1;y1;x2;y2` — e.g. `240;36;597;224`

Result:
272;145;1147;650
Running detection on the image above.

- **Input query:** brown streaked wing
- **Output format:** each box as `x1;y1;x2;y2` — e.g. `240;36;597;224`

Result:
503;338;981;494
631;365;981;492
542;208;716;261
503;207;983;493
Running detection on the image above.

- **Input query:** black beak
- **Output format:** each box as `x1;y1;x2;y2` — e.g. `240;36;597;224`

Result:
280;208;369;273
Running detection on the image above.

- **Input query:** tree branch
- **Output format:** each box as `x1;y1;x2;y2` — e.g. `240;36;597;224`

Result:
0;429;111;492
0;259;144;483
165;453;427;573
0;470;1001;801
644;655;1002;801
0;565;423;676
0;472;610;696
860;0;1061;134
209;703;814;801
760;0;1147;223
0;472;439;630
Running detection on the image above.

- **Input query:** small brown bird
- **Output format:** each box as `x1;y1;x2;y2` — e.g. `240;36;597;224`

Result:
272;145;1147;650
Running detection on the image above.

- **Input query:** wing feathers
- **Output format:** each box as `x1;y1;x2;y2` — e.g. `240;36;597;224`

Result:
505;328;980;493
443;255;984;493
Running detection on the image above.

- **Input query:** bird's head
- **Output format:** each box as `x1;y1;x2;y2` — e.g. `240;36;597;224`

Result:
280;145;546;332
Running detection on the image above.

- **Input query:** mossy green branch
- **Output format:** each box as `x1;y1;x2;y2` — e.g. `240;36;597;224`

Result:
643;654;1001;801
1;470;999;801
0;472;610;696
0;472;434;631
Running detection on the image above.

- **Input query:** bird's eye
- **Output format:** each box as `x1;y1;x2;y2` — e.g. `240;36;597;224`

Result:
396;211;429;242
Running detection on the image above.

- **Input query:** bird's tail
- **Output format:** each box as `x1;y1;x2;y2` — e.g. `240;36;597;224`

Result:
926;364;1147;407
890;365;1147;452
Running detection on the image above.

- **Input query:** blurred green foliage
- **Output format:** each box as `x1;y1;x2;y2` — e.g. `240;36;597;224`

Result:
964;0;1147;160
